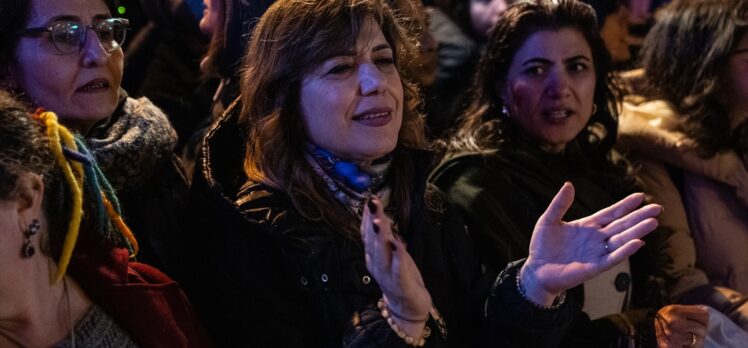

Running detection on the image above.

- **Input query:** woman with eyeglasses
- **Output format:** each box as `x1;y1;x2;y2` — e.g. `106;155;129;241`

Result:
0;0;190;278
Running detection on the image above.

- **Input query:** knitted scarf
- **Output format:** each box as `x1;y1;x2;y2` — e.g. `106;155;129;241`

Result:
86;95;177;191
305;143;392;214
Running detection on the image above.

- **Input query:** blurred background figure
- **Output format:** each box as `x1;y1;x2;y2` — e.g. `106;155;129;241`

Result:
181;0;276;178
388;0;439;88
582;0;633;68
122;0;213;153
426;0;515;137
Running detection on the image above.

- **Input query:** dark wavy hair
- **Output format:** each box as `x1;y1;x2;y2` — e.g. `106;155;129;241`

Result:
239;0;427;239
447;0;619;163
640;0;748;157
0;0;119;84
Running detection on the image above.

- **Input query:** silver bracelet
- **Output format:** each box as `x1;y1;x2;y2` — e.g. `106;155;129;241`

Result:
515;270;567;310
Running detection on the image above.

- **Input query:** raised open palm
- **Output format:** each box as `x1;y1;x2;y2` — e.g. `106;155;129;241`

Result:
521;182;662;303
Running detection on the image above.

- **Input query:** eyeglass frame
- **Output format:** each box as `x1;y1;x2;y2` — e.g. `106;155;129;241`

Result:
17;17;130;55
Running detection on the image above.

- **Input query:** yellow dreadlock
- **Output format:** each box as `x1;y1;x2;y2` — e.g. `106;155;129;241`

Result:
35;110;138;283
39;111;84;283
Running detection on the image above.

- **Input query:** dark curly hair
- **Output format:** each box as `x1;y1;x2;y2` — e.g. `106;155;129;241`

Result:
447;0;620;164
640;0;748;157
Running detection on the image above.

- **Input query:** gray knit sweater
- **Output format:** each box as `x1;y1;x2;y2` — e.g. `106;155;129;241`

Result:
53;305;138;348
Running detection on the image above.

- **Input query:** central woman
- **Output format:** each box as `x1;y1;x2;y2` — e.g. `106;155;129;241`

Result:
188;0;661;346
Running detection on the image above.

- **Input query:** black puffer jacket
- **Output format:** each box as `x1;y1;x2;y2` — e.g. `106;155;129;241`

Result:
185;101;580;347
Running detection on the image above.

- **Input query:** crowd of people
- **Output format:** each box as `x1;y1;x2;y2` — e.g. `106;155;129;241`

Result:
1;0;747;347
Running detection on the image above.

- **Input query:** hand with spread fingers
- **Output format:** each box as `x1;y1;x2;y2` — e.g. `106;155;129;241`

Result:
519;182;663;306
360;196;432;337
655;305;709;348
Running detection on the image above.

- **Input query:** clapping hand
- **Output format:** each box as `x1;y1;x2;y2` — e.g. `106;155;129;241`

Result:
520;182;662;306
360;196;431;336
655;305;709;348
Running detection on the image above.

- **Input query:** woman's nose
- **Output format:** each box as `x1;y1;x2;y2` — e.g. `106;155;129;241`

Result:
359;64;386;95
80;29;109;67
546;71;572;99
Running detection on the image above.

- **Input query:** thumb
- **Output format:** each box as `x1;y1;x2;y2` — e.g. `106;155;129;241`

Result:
538;182;575;226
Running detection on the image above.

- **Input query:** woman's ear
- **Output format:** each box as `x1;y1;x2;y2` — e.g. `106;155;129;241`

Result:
13;172;45;225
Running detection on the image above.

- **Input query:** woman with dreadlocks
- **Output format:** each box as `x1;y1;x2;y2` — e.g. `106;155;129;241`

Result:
0;0;188;278
0;91;211;347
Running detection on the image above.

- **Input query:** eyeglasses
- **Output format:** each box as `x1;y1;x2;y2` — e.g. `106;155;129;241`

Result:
19;18;129;55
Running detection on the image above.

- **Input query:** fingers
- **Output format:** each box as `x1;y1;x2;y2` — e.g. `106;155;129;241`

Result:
659;305;710;325
362;197;394;272
601;203;662;238
537;182;575;226
657;305;710;347
600;239;645;271
369;196;398;243
583;192;645;227
605;216;659;250
680;305;710;327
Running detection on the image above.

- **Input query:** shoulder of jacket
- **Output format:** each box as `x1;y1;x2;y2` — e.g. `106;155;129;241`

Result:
234;182;292;225
429;150;499;190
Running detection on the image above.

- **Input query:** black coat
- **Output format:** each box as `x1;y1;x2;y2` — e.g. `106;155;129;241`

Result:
431;141;664;347
185;102;580;347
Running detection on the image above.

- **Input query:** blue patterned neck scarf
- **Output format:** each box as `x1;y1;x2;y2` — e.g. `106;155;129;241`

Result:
305;142;391;213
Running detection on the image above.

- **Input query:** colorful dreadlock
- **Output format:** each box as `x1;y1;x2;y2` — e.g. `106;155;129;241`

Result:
33;110;138;283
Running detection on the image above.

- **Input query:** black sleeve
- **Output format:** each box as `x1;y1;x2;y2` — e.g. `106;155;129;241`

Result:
478;260;581;347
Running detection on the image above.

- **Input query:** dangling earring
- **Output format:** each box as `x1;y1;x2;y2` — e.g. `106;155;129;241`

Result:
21;219;41;258
592;103;598;115
501;105;511;118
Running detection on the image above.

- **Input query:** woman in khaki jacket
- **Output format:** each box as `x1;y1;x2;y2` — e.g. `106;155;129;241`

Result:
617;0;748;331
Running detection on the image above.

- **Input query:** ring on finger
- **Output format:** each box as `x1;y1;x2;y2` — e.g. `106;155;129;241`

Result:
688;332;697;347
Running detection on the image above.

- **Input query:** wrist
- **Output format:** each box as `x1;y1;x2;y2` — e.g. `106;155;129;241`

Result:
378;298;430;346
382;295;430;322
518;264;564;308
390;316;428;340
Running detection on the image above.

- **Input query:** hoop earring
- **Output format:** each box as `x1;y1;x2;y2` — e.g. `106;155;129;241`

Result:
501;105;511;118
592;104;598;115
21;219;41;258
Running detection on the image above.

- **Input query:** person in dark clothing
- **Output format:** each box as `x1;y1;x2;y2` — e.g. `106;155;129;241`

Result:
122;0;214;152
0;0;189;278
181;0;276;178
425;0;517;137
432;1;732;346
185;0;660;346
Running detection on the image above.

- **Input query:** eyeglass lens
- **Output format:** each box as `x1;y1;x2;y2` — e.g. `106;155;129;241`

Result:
48;19;126;54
